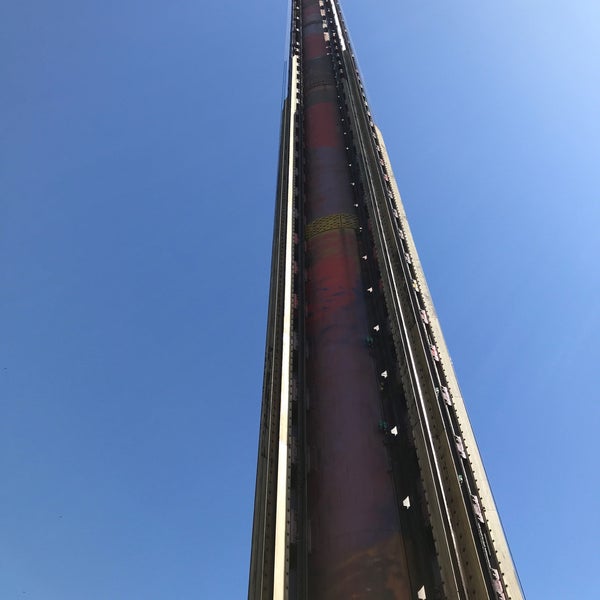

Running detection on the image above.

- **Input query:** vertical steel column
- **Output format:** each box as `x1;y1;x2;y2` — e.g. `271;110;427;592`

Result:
248;5;303;597
300;0;411;596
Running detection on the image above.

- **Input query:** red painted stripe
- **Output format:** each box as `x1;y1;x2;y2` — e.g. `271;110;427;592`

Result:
304;32;327;60
305;102;340;149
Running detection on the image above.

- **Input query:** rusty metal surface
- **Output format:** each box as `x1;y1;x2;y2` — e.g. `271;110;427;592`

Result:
301;1;411;596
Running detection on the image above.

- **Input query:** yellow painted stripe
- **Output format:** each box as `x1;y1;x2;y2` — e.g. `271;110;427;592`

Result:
305;212;358;240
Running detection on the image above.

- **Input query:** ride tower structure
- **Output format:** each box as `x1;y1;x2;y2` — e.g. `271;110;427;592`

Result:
248;1;523;598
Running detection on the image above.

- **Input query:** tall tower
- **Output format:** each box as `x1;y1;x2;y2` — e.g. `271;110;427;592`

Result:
249;1;523;599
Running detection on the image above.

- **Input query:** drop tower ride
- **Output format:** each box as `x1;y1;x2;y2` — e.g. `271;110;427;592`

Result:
248;1;523;598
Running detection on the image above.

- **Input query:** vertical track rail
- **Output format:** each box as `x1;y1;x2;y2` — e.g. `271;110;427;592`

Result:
329;2;524;598
248;2;304;597
272;52;300;600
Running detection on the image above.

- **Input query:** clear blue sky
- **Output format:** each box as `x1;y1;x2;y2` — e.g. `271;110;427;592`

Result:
1;1;598;598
